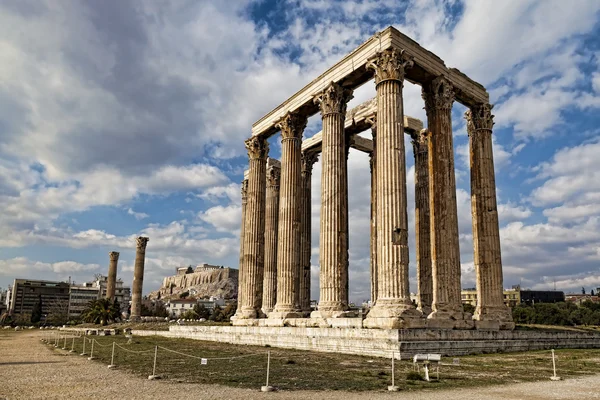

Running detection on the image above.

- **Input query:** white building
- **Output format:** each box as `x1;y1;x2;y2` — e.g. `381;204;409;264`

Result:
89;274;131;314
166;299;197;317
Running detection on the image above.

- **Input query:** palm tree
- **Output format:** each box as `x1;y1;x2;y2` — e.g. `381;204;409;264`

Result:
81;299;121;325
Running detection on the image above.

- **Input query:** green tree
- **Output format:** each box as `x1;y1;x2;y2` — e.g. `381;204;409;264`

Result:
193;303;211;320
222;303;237;321
31;295;43;324
462;303;475;314
209;305;224;322
81;298;121;325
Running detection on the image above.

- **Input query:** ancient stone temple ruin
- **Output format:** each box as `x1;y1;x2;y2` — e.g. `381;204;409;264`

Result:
234;26;514;331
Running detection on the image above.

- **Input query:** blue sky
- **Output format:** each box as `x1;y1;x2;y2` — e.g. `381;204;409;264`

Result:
0;0;599;304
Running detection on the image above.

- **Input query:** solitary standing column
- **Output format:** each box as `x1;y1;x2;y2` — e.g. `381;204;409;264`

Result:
423;76;472;329
411;129;433;315
130;236;149;321
271;112;307;319
367;115;378;304
364;49;422;329
236;174;249;305
233;136;269;322
300;151;318;314
312;81;353;319
106;251;120;302
262;159;281;315
466;104;515;330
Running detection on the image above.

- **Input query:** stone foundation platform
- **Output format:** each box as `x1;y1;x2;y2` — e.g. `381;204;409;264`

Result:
130;326;600;359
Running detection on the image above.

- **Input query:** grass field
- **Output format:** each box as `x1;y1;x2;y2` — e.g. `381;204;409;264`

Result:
41;331;600;392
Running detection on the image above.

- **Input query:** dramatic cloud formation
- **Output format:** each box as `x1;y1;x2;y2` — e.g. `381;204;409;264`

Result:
0;0;599;303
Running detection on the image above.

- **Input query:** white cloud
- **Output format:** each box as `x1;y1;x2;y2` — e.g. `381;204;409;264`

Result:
127;208;149;220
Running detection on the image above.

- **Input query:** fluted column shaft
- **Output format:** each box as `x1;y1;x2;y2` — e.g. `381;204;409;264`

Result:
368;117;378;304
300;152;318;313
364;49;420;329
313;82;352;317
106;251;120;302
237;178;248;308
271;113;307;318
412;130;432;315
235;137;268;320
423;76;468;325
262;160;281;314
467;104;514;329
131;237;149;320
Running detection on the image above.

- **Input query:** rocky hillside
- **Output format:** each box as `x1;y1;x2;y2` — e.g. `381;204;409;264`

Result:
148;267;238;301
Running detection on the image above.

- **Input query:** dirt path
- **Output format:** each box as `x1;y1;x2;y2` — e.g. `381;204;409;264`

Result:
1;331;599;400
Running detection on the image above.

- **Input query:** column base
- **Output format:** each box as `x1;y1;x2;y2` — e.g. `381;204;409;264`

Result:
474;306;515;330
268;310;303;319
310;309;357;319
427;308;474;329
230;317;260;326
364;302;424;329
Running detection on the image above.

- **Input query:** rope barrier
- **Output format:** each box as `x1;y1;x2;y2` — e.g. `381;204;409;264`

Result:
92;339;113;347
114;343;155;354
157;345;264;361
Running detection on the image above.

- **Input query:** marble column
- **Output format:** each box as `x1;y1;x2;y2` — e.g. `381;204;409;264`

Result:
106;251;120;302
367;115;378;304
262;158;281;315
300;151;318;314
423;76;472;329
364;49;422;329
411;129;433;315
312;81;353;319
466;104;515;330
271;112;307;319
236;174;249;308
234;136;269;321
130;236;149;321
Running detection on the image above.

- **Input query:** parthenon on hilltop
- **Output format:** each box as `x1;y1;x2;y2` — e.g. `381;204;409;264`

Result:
234;26;514;331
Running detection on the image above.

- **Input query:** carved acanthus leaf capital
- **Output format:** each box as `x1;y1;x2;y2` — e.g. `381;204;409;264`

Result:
266;165;281;188
136;236;149;251
109;251;120;262
240;179;249;199
245;136;269;160
465;103;495;136
314;81;354;117
422;75;455;113
367;48;414;86
276;112;307;141
411;129;429;156
301;151;319;173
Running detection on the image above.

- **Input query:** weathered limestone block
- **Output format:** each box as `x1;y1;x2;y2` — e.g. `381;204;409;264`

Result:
423;76;472;329
466;104;514;330
367;115;378;304
262;158;281;315
106;251;120;302
363;49;422;329
270;112;307;319
236;172;249;311
233;137;268;322
131;237;149;321
312;81;354;319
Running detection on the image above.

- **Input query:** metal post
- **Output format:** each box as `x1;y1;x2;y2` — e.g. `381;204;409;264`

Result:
261;351;274;392
550;349;561;381
88;339;95;360
388;351;399;391
81;337;86;356
148;346;159;379
108;342;116;369
63;336;67;349
70;337;75;353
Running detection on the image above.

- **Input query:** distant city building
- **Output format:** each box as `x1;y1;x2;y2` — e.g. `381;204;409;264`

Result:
565;293;600;305
7;279;70;322
87;274;131;314
0;288;7;315
462;286;565;307
68;284;100;319
166;296;226;318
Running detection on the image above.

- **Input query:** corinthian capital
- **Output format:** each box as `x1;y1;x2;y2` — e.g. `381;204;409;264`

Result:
245;136;269;160
136;236;149;251
422;75;455;113
367;48;414;86
301;151;319;173
465;103;495;136
411;129;429;157
276;112;307;141
109;251;120;262
266;165;281;188
314;81;354;117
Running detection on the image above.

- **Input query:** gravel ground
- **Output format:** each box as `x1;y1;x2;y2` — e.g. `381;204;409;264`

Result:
1;331;600;400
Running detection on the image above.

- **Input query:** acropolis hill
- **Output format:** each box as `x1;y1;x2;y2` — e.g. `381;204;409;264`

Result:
148;264;238;301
